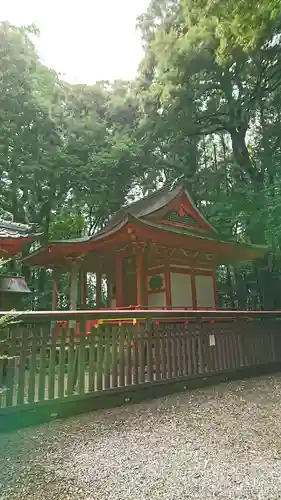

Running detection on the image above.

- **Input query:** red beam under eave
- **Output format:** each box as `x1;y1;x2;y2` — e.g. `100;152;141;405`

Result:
0;236;37;258
127;224;262;260
0;245;24;257
24;220;264;269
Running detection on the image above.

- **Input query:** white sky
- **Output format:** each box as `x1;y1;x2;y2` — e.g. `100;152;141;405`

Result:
1;0;151;83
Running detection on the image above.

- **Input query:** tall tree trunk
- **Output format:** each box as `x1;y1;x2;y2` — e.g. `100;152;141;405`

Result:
233;267;247;309
230;127;263;188
252;263;264;310
37;268;48;310
226;265;235;308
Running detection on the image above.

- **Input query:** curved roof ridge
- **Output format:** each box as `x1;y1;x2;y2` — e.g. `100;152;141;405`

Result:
97;183;184;234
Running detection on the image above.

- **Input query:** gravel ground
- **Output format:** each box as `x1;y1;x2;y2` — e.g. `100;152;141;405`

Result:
1;375;281;500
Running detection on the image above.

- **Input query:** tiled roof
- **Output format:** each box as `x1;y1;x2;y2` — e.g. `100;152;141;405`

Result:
97;183;216;236
0;220;37;239
97;184;183;234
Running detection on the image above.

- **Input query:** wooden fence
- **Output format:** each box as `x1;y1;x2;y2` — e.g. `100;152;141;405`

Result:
1;309;281;419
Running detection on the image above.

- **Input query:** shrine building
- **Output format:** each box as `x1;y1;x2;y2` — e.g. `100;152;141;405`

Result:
0;220;39;259
0;220;41;310
23;184;267;310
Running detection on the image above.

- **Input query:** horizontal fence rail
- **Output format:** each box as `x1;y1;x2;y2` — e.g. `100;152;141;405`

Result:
0;309;281;411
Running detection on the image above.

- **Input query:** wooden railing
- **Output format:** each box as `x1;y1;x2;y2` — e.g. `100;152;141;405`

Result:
0;309;281;410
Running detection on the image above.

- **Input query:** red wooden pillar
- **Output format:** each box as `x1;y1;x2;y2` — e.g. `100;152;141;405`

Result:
96;270;102;308
80;270;87;309
212;268;219;309
70;262;79;310
136;246;145;307
143;253;148;307
106;275;112;308
191;274;197;309
164;260;172;308
52;269;59;310
116;254;124;308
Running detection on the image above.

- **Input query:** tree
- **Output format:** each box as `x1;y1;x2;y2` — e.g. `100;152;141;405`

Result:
0;22;147;308
2;6;281;310
136;0;281;308
137;0;281;201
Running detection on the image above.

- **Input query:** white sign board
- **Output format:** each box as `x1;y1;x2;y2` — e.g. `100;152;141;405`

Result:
209;334;216;347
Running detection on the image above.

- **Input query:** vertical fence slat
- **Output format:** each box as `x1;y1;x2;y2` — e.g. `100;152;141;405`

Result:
182;326;188;376
132;327;139;385
171;329;177;377
146;321;153;382
154;324;161;381
208;325;217;372
17;328;28;405
125;328;132;386
186;326;193;376
206;324;214;372
139;328;145;384
88;327;97;392
104;327;111;390
225;329;232;370
176;325;183;377
221;330;228;370
160;327;167;379
111;327;118;388
66;326;76;396
6;327;17;407
28;328;38;403
242;328;250;367
166;326;173;379
230;328;237;369
78;321;86;395
232;321;239;369
213;332;219;372
191;329;198;375
118;327;125;387
48;324;57;400
216;330;223;371
228;328;236;368
58;327;67;399
197;323;204;374
228;330;235;370
237;330;244;368
220;329;227;370
96;330;103;391
38;326;48;402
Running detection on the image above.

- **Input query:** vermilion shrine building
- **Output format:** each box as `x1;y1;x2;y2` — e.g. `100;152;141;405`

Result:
24;184;267;310
0;220;40;309
0;220;39;260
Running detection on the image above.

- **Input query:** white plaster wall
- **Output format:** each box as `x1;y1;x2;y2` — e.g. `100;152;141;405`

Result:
148;292;166;308
110;298;117;309
195;275;215;308
170;273;192;308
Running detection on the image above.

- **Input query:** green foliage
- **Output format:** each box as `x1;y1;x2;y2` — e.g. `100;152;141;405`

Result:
0;310;20;330
136;0;281;307
1;3;281;310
